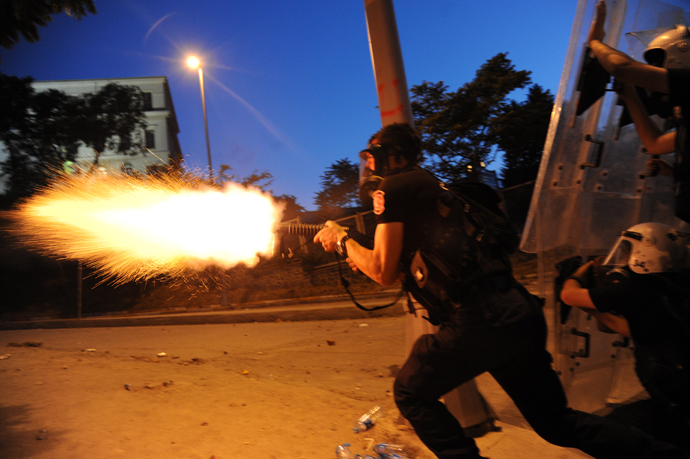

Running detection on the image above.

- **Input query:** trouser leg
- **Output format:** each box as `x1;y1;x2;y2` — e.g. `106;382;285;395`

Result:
394;307;527;459
406;306;497;434
490;315;689;459
606;399;690;451
394;332;484;458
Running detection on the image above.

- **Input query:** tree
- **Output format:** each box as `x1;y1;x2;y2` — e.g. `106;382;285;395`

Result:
217;165;307;221
0;0;96;51
75;83;148;171
273;194;305;222
217;165;274;191
0;74;81;202
0;73;147;203
496;84;554;188
0;74;38;201
314;158;359;220
411;53;531;183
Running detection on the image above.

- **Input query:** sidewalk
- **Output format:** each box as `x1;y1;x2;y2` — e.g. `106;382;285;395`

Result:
0;290;408;330
1;279;542;331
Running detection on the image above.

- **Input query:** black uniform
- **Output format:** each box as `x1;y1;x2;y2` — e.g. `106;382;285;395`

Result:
378;167;688;458
667;68;690;223
588;271;690;449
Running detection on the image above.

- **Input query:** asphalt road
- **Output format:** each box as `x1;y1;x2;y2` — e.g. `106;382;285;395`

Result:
0;307;591;458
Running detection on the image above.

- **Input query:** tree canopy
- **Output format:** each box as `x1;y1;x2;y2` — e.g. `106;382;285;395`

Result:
313;53;553;224
0;73;147;204
313;158;360;220
411;53;546;184
273;194;306;222
0;75;76;202
76;83;148;169
0;0;96;52
496;84;554;188
217;165;274;191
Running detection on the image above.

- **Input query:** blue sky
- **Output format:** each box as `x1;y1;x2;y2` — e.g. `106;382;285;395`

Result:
1;1;577;211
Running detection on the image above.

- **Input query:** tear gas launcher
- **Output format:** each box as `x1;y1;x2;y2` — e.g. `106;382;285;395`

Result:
273;222;349;258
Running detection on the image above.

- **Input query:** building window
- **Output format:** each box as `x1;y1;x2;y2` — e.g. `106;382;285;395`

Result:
145;130;156;149
143;92;153;110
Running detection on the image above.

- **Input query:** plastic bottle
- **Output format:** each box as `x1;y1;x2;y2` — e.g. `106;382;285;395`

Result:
335;443;357;459
373;443;408;456
353;405;384;433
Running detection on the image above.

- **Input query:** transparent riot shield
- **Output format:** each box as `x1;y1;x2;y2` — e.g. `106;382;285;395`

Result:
521;0;690;412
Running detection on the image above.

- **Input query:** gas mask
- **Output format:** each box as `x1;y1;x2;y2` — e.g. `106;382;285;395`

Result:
597;239;634;286
358;143;390;208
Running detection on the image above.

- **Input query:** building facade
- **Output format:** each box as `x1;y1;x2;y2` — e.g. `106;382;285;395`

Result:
0;76;182;190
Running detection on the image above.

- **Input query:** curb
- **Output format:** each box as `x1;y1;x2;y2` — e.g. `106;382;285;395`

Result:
0;295;408;331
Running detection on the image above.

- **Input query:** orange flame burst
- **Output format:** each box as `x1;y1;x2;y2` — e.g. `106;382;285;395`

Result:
6;174;284;284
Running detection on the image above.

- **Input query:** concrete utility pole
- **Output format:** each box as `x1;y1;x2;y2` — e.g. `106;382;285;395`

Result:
363;0;413;127
363;0;497;434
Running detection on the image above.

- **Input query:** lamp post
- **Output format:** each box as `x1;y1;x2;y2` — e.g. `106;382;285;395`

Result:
186;55;214;183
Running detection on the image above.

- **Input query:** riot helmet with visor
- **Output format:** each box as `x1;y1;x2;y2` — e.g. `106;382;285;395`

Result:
642;25;690;70
602;222;689;275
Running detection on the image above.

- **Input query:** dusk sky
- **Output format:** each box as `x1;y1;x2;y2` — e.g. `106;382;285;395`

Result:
1;1;578;211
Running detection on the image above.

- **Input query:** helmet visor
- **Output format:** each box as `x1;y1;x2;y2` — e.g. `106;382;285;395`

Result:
359;148;375;186
358;148;383;207
602;237;635;269
625;27;674;61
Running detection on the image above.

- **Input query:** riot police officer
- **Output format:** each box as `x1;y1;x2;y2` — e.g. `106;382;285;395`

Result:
315;123;688;458
561;222;690;451
588;0;690;223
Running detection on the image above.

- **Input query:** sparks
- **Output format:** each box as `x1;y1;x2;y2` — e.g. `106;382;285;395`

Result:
5;174;284;284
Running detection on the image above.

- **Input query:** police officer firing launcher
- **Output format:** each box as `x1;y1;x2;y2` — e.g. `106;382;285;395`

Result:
315;123;688;459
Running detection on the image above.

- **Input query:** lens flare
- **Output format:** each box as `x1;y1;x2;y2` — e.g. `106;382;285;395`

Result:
4;174;284;284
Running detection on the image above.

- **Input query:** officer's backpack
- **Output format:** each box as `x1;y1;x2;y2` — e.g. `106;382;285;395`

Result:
404;180;520;324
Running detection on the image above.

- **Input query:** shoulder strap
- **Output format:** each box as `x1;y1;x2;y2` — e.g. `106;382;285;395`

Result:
337;255;405;311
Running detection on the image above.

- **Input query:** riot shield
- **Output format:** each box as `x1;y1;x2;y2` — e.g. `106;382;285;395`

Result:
521;0;690;412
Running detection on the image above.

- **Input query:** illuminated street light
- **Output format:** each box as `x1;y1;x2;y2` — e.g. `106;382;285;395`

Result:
186;55;214;183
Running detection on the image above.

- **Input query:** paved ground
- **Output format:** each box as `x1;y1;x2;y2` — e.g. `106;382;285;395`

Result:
0;293;595;458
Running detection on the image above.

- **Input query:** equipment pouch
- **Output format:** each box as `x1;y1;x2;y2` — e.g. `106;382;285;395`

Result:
407;249;460;324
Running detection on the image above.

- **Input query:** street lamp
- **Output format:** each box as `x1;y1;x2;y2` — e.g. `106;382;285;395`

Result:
186;55;214;183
